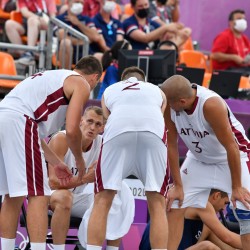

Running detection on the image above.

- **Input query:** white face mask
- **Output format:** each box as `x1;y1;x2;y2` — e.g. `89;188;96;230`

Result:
103;1;116;13
70;2;83;16
234;19;247;32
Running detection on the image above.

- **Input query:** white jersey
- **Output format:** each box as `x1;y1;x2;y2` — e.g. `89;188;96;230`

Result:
58;131;102;194
103;77;165;143
0;70;81;138
171;85;250;164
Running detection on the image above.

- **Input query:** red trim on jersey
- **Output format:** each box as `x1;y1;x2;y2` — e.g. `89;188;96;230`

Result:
160;153;171;197
228;116;250;153
162;127;167;144
185;96;199;115
34;87;68;123
95;142;104;193
25;116;44;196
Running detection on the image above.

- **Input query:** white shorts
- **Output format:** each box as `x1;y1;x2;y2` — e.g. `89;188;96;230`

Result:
172;156;250;210
78;181;135;247
0;111;50;197
71;185;95;218
95;132;170;196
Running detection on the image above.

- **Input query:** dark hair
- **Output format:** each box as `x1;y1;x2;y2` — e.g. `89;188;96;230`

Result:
102;40;131;71
130;0;138;7
210;188;228;198
74;55;103;80
157;40;179;59
121;66;145;81
228;9;245;21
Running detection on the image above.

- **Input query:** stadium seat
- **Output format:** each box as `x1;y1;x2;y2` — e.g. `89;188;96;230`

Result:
0;51;21;90
179;50;209;72
181;37;194;51
0;8;10;20
124;3;134;16
239;76;250;90
202;72;211;88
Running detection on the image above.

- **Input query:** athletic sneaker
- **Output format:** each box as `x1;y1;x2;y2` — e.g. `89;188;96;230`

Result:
17;51;35;65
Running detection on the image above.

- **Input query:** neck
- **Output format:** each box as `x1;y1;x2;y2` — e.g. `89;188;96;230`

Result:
185;89;197;111
231;27;242;38
82;139;92;152
101;10;111;22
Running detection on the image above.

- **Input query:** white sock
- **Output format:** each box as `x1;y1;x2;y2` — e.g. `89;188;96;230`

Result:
53;244;65;250
30;242;46;250
86;244;102;250
1;238;15;250
106;246;119;250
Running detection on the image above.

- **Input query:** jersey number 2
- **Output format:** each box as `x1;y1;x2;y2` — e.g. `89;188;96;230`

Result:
122;83;140;91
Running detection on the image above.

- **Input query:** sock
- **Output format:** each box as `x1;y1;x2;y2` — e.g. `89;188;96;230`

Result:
30;242;46;250
1;238;15;250
53;244;65;250
86;244;102;250
106;246;119;250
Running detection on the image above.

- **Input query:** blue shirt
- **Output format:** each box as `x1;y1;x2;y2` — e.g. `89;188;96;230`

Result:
91;13;124;53
97;64;119;100
122;15;160;49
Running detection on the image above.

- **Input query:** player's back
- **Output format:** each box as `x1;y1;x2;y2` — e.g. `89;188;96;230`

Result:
103;77;165;143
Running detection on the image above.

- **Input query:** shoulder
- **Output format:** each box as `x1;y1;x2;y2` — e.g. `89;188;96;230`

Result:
48;131;69;151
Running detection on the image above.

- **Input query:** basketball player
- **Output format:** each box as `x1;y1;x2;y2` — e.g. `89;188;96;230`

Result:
0;56;103;250
87;66;170;250
48;106;134;250
161;75;250;250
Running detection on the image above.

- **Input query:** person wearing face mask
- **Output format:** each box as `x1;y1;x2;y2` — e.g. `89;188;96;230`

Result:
56;0;104;69
211;9;250;76
122;0;180;49
90;0;125;56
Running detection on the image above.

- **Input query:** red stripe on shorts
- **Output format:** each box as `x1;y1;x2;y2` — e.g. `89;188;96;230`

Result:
160;154;171;197
32;122;44;195
25;116;44;196
94;143;104;194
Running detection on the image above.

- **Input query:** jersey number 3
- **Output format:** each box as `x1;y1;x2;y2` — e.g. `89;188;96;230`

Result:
192;141;202;153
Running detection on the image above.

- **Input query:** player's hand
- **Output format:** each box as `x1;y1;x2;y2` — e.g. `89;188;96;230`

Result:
166;184;184;211
54;162;73;186
231;187;250;209
75;157;86;182
81;161;97;184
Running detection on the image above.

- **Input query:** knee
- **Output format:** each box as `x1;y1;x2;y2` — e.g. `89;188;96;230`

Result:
50;190;73;211
5;20;17;33
94;190;116;208
197;241;220;250
27;16;40;28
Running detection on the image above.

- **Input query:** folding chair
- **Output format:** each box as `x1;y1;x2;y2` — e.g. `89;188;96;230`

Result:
19;201;84;250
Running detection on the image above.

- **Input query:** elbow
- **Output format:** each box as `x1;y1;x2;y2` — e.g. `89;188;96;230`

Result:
92;34;101;43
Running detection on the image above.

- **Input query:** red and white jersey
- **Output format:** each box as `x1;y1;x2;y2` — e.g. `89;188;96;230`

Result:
59;131;102;194
103;77;165;143
0;70;81;138
171;85;250;163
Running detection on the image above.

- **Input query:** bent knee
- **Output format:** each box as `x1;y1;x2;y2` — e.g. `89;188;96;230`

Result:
50;190;73;210
197;241;220;250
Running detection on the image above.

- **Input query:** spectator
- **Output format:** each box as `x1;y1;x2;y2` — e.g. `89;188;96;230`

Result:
149;0;191;48
122;0;179;49
56;0;103;69
97;39;132;100
82;0;101;18
91;0;125;55
5;0;56;65
211;9;250;76
48;106;134;250
140;189;242;250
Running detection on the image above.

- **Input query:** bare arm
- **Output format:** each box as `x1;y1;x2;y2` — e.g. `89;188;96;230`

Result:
129;22;178;44
196;203;242;249
164;104;184;210
48;133;95;190
63;75;91;180
101;94;111;120
203;97;250;208
20;7;39;19
210;52;244;65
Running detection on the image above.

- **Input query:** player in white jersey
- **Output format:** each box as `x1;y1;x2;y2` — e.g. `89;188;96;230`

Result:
87;66;170;250
48;106;134;250
0;56;103;250
161;75;250;250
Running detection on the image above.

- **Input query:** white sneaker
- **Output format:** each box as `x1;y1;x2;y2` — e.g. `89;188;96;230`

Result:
17;52;35;65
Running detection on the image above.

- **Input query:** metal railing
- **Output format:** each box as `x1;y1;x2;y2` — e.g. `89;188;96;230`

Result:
46;17;90;70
